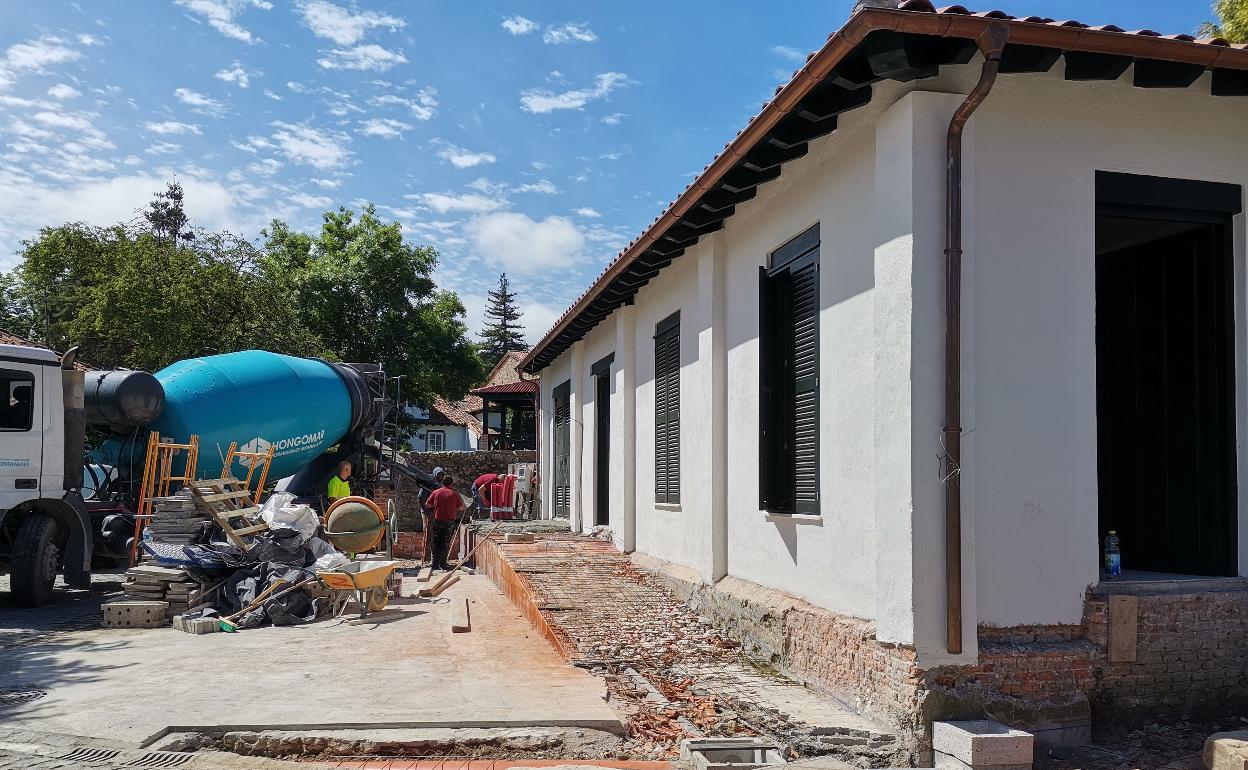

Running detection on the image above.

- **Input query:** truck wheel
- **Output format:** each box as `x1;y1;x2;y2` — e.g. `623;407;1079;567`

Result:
10;515;63;608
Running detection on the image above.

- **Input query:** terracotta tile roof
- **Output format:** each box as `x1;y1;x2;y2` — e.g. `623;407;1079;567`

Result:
420;395;485;438
471;380;540;396
521;3;1248;373
483;350;529;387
0;329;93;371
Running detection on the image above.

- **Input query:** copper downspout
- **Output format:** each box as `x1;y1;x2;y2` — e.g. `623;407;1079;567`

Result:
944;23;1009;656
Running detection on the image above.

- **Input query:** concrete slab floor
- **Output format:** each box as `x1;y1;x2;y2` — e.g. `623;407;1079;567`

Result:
0;574;624;747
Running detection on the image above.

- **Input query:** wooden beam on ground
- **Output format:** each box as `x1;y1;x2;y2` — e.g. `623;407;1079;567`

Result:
417;566;433;583
451;598;471;633
419;573;459;598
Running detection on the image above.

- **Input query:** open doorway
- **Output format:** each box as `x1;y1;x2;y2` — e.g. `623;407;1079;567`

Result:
593;354;613;527
1095;172;1241;577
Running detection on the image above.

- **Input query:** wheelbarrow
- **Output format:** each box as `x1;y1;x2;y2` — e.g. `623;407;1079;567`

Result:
316;559;400;620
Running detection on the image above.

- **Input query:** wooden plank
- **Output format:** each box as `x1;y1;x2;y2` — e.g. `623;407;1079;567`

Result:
451;598;471;633
416;567;433;583
419;573;459;598
232;523;270;537
197;490;254;503
1107;594;1138;663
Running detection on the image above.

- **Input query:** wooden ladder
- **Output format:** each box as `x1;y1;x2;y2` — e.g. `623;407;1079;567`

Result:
130;433;200;566
219;441;276;505
189;477;269;550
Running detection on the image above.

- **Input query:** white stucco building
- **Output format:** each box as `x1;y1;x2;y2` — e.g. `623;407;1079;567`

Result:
520;1;1248;739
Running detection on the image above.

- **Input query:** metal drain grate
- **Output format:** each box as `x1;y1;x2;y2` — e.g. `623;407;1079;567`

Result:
58;748;122;763
123;751;195;767
0;686;47;707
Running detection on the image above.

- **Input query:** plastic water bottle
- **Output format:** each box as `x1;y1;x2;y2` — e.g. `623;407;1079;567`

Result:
1104;531;1122;581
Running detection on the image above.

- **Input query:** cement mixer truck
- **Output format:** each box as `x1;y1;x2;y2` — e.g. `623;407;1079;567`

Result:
0;341;430;607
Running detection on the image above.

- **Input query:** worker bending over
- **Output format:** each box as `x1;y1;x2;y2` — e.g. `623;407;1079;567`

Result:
472;470;502;516
423;474;464;571
417;467;445;566
328;460;352;503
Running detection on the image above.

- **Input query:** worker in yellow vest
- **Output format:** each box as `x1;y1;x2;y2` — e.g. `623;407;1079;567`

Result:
327;460;352;503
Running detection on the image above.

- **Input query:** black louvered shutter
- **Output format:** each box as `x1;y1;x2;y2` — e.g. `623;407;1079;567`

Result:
759;225;819;514
655;312;680;504
789;253;819;513
553;381;571;516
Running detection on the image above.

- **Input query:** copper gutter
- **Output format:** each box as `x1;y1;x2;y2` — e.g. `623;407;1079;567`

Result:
943;23;1008;657
520;8;1248;374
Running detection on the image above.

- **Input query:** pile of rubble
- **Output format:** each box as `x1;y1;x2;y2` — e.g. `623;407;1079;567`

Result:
489;535;897;763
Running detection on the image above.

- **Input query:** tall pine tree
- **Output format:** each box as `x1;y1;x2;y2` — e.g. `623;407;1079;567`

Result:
478;273;526;368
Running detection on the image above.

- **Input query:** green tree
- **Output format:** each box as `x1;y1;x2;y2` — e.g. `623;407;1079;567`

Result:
263;204;485;406
477;272;526;368
1199;0;1248;41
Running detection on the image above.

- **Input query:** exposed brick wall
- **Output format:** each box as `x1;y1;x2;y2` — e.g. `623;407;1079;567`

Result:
635;553;1248;753
1083;588;1248;727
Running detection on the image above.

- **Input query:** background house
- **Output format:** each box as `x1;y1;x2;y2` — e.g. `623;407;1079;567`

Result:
521;1;1248;749
408;350;536;452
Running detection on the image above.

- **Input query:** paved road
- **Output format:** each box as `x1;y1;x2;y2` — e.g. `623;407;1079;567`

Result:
0;569;124;652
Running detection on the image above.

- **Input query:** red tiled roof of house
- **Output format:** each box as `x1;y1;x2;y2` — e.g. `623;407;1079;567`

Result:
421;395;485;438
471;380;540;396
521;2;1248;373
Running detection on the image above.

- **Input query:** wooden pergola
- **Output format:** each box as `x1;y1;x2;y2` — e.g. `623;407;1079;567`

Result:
471;380;539;451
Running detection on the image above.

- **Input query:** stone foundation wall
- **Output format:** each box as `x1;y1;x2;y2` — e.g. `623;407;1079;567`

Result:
634;553;1248;753
404;450;536;498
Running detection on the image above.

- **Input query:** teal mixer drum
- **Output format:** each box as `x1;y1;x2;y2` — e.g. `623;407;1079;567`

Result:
147;351;369;480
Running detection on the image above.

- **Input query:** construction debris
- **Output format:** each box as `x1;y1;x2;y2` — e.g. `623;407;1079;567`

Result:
102;600;169;629
452;598;472;632
121;564;205;618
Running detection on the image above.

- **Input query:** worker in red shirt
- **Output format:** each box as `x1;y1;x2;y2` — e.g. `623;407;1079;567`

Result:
423;474;465;571
472;471;502;517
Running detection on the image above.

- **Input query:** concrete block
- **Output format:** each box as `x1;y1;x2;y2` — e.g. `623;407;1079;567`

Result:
102;600;169;629
681;738;784;770
1204;732;1248;770
504;532;535;543
933;721;1033;768
936;753;1029;770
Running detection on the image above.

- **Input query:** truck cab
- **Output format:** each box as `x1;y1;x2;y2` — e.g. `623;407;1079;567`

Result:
0;343;93;607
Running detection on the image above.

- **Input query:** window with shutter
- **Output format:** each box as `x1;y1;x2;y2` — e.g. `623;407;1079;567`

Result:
654;312;681;504
759;224;820;514
553;381;571;517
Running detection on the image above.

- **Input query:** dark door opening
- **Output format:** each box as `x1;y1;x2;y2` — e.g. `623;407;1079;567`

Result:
595;372;611;526
1095;172;1241;577
553;381;571;518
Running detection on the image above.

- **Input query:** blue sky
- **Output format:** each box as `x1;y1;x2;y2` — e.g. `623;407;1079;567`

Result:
0;0;1220;342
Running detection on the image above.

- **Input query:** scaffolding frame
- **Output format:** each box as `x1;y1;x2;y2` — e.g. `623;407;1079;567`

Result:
130;432;200;566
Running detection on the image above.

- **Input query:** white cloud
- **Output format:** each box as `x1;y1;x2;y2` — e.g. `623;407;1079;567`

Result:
369;86;437;120
771;45;806;62
0;94;55;109
10;119;55;140
297;0;404;46
501;16;537;36
575;207;601;218
515;179;559;195
0;170;242;262
358;117;412;138
4;37;82;72
262;88;282;101
246;157;282;176
32;111;92;131
520;72;629;114
146;141;181;155
409;191;504;215
543;23;597;44
269;121;350;169
214;60;255;88
317;44;406;72
435;142;496;169
47;83;81;100
600;112;625;125
174;0;272;44
144;120;202;135
290;192;333;209
174;87;226;117
310;177;341;189
77;33;103;46
467;212;584;273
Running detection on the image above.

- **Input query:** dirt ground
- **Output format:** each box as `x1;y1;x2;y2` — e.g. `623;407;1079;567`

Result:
1036;718;1248;770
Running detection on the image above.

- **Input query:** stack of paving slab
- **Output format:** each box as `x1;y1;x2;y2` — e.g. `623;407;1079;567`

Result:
121;564;203;619
144;491;213;547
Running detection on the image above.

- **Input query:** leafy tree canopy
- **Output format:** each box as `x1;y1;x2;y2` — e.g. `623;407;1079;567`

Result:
1199;0;1248;41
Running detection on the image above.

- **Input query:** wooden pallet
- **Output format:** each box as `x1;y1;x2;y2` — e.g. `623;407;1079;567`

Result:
189;478;269;549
